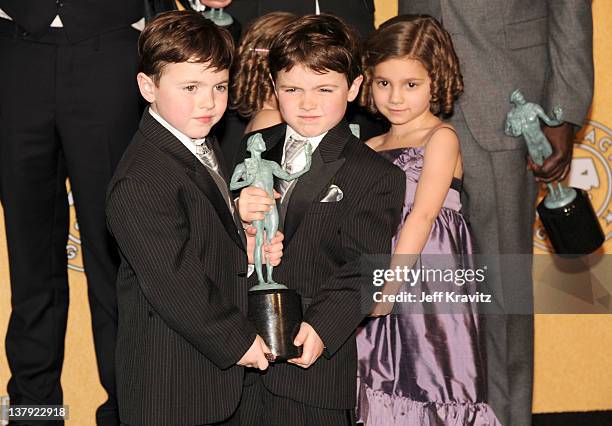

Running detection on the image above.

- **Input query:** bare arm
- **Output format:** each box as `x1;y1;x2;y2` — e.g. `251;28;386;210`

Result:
372;128;460;315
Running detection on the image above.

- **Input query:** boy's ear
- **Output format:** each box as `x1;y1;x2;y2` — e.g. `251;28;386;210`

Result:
347;75;364;102
137;72;156;104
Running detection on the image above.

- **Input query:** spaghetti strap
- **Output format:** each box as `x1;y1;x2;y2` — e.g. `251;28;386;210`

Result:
423;123;457;147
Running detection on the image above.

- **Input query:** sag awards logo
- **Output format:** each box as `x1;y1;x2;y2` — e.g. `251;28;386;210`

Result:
534;120;612;252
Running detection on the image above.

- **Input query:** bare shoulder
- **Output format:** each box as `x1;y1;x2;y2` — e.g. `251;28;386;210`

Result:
427;124;459;148
364;134;386;150
246;109;283;134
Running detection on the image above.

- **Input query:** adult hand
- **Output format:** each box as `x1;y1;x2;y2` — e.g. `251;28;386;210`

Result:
529;123;575;182
287;322;325;369
199;0;232;8
237;335;271;370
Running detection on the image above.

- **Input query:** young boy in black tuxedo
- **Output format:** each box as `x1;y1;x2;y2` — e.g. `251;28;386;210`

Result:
235;14;406;425
106;11;282;426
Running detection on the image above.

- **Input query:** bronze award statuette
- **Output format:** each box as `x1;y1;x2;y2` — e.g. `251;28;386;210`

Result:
505;89;604;256
230;133;312;361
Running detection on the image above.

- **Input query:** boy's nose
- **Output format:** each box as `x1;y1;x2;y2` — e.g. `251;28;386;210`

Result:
299;94;316;111
198;93;215;110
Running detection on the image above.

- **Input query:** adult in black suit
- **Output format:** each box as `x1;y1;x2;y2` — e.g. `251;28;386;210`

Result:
0;1;142;425
225;0;375;37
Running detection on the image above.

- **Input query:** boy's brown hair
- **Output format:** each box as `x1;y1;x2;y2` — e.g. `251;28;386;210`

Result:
138;11;234;85
360;15;463;116
268;14;361;86
231;12;297;118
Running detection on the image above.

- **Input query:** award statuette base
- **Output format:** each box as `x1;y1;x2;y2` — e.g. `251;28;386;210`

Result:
537;188;605;256
247;288;303;362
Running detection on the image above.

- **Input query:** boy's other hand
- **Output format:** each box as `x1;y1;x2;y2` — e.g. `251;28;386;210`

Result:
287;322;325;369
237;187;277;223
237;335;271;370
245;229;284;266
199;0;232;8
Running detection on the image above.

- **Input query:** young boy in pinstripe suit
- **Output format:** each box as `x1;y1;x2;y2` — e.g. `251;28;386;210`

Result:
235;14;405;426
106;11;284;426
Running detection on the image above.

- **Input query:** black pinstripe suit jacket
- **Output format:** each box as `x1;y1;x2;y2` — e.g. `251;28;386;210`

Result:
238;121;405;409
106;111;255;426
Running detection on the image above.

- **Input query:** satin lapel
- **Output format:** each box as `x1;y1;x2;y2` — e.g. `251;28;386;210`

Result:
260;124;286;165
282;151;345;244
140;109;245;250
282;121;352;244
210;136;247;247
187;166;245;250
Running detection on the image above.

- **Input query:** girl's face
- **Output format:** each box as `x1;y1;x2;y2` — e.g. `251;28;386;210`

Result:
371;57;432;126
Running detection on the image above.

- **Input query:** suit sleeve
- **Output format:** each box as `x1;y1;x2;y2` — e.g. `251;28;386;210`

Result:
543;0;593;127
303;168;405;358
106;177;257;370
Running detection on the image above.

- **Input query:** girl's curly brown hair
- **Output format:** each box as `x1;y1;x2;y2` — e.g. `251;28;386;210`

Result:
230;12;297;118
360;15;464;117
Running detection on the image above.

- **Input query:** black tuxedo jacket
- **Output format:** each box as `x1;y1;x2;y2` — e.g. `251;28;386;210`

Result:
106;112;255;426
0;0;142;41
237;121;405;409
226;0;375;37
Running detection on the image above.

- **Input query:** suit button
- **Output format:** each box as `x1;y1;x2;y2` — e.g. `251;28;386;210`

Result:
148;310;154;318
21;30;29;36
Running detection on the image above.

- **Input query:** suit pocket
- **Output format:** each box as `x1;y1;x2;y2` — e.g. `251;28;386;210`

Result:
505;16;547;50
308;201;341;215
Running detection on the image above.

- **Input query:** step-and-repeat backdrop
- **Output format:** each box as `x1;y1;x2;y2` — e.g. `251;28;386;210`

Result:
1;1;611;424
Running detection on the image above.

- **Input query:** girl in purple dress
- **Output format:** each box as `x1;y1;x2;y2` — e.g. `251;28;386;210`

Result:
356;15;500;425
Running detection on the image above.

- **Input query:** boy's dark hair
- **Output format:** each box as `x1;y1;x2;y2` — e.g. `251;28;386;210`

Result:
360;14;463;116
268;14;361;85
138;11;234;85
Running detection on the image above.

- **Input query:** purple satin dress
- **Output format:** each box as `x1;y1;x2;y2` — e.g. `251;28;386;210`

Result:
356;146;501;425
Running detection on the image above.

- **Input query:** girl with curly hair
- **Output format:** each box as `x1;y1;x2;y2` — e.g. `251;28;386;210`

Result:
356;15;500;425
230;11;297;134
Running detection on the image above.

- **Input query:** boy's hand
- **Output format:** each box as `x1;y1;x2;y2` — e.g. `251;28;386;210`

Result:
237;187;278;223
287;322;325;369
246;229;284;266
237;335;272;370
199;0;232;8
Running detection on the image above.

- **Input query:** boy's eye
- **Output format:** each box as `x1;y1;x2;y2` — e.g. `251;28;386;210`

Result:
284;88;296;93
319;88;333;93
215;84;228;92
407;82;417;88
184;85;197;92
376;80;389;87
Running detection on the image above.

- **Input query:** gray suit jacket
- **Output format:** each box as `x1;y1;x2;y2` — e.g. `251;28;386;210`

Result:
399;0;593;151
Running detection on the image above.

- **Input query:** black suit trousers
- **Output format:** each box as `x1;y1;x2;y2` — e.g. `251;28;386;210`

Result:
0;18;141;426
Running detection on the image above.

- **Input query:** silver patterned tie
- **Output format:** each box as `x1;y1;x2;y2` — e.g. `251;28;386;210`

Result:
277;135;309;200
194;138;219;174
193;138;234;214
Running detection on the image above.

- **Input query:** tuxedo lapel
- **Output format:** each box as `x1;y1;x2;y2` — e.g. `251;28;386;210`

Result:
282;121;352;244
140;111;245;251
259;124;286;166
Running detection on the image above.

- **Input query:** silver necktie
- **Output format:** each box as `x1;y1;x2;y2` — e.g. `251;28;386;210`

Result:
277;135;309;199
193;138;234;214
